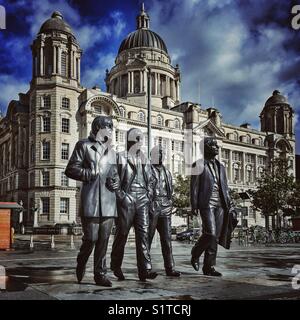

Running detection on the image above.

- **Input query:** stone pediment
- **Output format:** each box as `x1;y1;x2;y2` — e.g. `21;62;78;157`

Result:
193;119;225;137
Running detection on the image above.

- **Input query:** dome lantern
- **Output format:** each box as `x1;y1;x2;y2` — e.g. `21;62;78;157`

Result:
136;3;150;29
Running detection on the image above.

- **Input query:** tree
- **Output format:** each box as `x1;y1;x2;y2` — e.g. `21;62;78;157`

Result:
172;175;193;228
173;175;190;209
249;158;295;230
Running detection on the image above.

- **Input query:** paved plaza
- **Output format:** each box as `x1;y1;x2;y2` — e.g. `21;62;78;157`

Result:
0;235;300;300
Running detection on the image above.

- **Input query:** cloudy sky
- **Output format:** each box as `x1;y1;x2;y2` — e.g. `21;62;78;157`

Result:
1;0;299;153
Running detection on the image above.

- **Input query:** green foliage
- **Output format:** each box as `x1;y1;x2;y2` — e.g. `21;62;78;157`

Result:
249;158;296;217
172;175;191;216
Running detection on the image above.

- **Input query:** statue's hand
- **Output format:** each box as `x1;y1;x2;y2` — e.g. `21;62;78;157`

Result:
106;177;120;192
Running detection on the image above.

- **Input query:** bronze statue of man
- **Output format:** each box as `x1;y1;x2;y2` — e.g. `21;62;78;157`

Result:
65;116;119;287
149;145;181;277
110;128;158;282
190;137;238;276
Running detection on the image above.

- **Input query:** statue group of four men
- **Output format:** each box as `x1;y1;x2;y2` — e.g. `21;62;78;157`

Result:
65;116;237;287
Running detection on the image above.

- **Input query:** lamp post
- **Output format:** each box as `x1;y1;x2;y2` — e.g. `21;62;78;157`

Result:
147;67;152;159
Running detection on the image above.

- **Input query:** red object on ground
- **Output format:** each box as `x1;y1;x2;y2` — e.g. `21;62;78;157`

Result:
0;209;11;250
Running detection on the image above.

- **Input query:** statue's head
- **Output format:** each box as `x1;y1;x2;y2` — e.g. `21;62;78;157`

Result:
91;116;113;143
151;145;166;165
204;137;219;159
127;128;144;153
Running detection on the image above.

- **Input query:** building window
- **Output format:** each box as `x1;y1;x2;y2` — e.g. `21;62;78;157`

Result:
61;172;69;186
119;106;126;117
30;172;35;188
246;168;252;183
41;197;50;214
174;119;180;129
31;119;35;135
232;151;242;162
61;52;67;77
43;96;51;108
60;198;69;215
42;171;50;186
62;118;70;133
138;111;145;122
245;153;255;163
233;165;240;181
43;116;51;132
222;149;230;160
62;97;70;109
61;143;69;160
157;115;163;126
232;132;238;141
42;141;50;160
258;156;266;166
134;71;140;93
30;144;35;163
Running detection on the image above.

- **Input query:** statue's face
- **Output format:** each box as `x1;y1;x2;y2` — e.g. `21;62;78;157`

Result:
127;128;144;152
96;117;113;142
204;138;219;158
151;146;165;165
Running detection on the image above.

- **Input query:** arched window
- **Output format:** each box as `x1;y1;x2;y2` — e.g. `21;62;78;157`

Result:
246;135;251;144
138;111;145;122
62;97;70;109
174;118;180;129
61;52;67;77
157;114;163;126
233;132;238;141
119;106;126;118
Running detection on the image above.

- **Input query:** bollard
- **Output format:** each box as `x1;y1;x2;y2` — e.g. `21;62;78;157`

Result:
0;265;6;290
50;235;55;249
29;234;34;249
70;234;75;249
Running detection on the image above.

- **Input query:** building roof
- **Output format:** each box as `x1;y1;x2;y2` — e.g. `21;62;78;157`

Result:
39;11;74;36
118;5;168;55
118;29;168;54
265;90;289;107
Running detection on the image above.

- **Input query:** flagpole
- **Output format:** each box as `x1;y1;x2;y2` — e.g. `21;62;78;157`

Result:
147;67;152;159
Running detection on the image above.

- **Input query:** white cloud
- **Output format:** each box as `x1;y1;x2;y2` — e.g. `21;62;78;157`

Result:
148;0;300;132
0;75;28;112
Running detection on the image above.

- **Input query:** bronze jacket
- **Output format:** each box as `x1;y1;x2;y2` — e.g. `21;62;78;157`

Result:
65;136;117;218
190;158;237;249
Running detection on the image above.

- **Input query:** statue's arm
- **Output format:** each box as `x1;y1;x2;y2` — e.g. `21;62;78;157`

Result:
65;141;95;182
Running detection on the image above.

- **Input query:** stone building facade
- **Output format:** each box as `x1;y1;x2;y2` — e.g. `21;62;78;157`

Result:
0;7;296;228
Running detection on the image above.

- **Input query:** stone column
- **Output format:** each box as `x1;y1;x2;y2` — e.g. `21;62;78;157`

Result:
157;73;161;96
143;70;147;92
242;152;246;183
53;46;57;74
57;46;61;74
228;150;232;182
73;51;77;79
131;71;134;93
176;81;180;101
128;71;131;93
166;76;170;97
40;46;44;76
172;79;176;100
155;73;158;95
77;57;81;82
140;70;143;93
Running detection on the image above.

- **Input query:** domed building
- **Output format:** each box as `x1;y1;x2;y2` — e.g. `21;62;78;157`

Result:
0;6;296;229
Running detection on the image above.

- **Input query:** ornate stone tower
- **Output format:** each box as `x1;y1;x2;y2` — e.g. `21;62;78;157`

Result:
260;90;295;174
260;90;294;136
28;11;83;225
105;4;181;109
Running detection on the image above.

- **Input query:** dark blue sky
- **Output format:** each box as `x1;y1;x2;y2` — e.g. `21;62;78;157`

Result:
0;0;299;153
